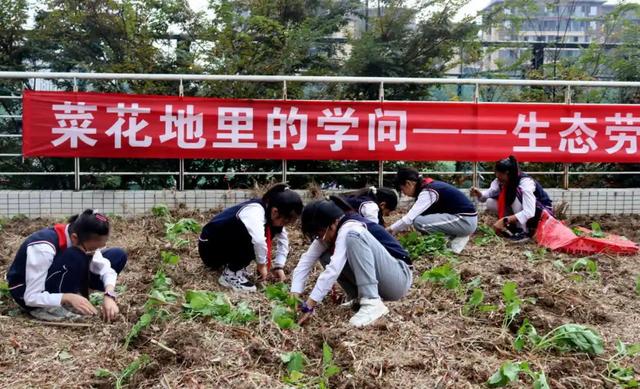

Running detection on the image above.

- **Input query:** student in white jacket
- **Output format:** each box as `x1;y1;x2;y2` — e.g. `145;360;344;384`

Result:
6;209;127;322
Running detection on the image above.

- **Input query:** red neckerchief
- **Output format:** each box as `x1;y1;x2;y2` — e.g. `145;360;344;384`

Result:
498;185;507;219
54;224;68;249
423;177;434;185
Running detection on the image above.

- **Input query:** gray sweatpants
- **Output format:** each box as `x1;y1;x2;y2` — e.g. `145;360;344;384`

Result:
413;214;478;238
319;229;413;301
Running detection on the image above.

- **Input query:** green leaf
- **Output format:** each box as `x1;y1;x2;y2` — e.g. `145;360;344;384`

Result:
151;204;170;218
124;310;156;348
532;371;550;389
538;324;604;355
421;263;461;290
590;222;605;238
95;368;113;378
322;341;334;368
487;361;522;388
283;370;304;384
272;304;298;329
280;351;306;373
89;292;104;306
463;288;485;315
161;251;180;265
502;281;517;302
635;275;640;296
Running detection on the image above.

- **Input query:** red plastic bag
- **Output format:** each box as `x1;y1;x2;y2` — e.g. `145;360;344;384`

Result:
535;211;639;255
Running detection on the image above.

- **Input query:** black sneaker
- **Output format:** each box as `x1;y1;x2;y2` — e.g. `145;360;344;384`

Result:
505;231;530;244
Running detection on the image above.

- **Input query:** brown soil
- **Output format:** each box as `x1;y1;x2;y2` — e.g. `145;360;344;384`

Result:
0;211;639;388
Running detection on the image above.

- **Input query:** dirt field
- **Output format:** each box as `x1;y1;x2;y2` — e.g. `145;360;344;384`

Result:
1;209;639;388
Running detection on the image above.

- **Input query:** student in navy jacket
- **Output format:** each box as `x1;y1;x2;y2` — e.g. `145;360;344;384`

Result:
343;186;398;226
291;197;412;328
470;155;553;242
390;167;478;254
6;209;127;322
198;184;303;292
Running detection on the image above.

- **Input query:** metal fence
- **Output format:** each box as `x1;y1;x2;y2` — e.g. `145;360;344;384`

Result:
1;71;640;191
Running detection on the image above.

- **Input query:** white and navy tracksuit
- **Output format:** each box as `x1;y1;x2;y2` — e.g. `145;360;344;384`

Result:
345;196;384;225
479;173;553;233
390;180;478;237
198;199;289;272
6;224;127;310
292;214;412;302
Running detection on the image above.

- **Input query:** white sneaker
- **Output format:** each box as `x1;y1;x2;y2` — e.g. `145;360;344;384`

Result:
218;267;257;292
349;298;389;327
30;306;83;322
450;235;470;254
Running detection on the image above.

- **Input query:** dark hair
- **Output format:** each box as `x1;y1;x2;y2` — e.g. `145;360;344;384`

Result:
68;209;110;243
262;183;303;222
394;167;423;198
300;199;345;241
495;155;521;206
349;186;399;212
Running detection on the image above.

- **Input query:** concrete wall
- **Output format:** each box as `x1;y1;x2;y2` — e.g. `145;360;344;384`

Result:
0;188;638;218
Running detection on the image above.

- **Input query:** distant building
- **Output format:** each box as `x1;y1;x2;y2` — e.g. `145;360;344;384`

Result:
478;0;615;72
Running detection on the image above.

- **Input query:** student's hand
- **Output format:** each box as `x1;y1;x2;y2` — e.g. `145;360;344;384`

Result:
470;187;483;198
102;296;119;322
62;293;98;316
297;299;316;326
256;263;268;281
271;268;286;282
493;217;507;232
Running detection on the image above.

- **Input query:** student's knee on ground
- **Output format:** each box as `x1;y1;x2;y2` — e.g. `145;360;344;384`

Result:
102;247;128;273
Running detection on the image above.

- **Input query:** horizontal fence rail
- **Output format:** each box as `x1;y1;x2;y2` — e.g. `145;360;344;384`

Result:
1;71;639;191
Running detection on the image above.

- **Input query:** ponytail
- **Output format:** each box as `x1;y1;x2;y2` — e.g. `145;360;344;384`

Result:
495;155;521;205
262;183;303;221
394;167;423;198
68;209;110;243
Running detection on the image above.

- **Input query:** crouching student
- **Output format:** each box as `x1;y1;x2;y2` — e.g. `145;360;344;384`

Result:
198;184;303;292
6;209;127;322
291;197;412;328
470;155;553;242
344;186;399;226
389;167;478;254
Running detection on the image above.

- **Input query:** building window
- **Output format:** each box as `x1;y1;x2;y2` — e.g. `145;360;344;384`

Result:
590;6;597;16
573;36;579;42
590;21;597;30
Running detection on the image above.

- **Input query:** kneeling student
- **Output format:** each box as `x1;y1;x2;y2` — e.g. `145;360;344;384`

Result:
343;186;398;226
291;197;413;328
198;184;303;292
7;209;127;322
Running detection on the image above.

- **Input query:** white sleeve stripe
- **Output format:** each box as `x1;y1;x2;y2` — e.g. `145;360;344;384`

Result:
424;188;439;202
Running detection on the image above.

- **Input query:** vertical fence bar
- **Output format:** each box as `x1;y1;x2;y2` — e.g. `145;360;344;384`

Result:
378;81;385;187
563;85;571;189
472;162;478;188
474;83;480;103
178;78;185;191
73;77;80;191
282;80;288;182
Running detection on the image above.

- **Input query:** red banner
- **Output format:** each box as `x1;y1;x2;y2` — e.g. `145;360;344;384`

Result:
22;90;640;162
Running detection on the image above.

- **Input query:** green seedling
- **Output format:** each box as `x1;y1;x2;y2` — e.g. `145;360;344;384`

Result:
151;204;170;218
0;280;10;305
399;231;454;260
474;224;501;246
265;282;299;309
280;342;341;388
502;281;523;328
183;290;256;324
524;248;547;262
95;354;151;389
635;276;640;296
272;303;299;330
514;321;604;355
421;263;461;291
160;251;180;265
604;340;640;388
165;218;201;248
486;360;549;389
590;222;605;238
